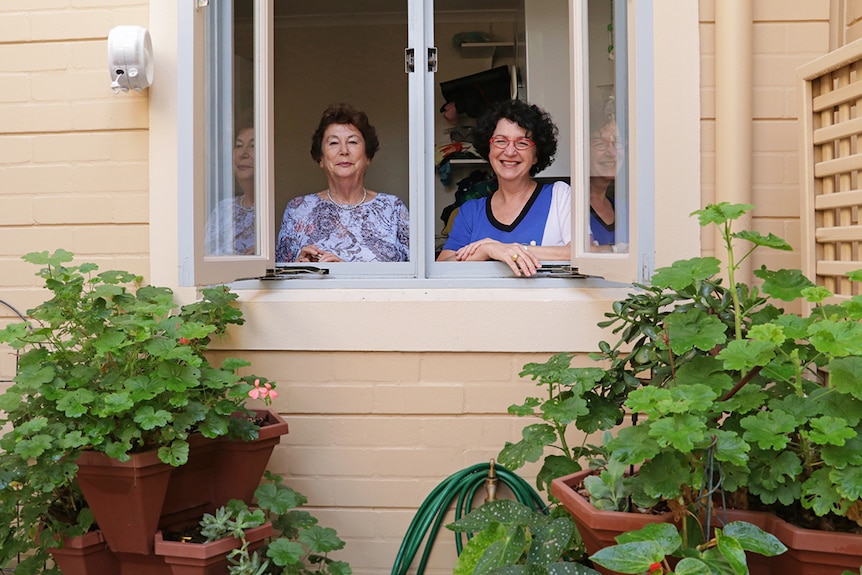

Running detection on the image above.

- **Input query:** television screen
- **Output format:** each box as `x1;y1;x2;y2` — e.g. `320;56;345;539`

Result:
440;66;512;119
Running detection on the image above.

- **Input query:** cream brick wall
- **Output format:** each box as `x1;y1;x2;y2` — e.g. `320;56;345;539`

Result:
699;0;830;274
0;2;150;325
209;350;581;575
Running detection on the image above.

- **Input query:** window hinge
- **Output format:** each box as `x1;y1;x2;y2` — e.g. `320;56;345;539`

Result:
236;266;330;281
196;0;209;9
428;47;437;72
405;48;414;73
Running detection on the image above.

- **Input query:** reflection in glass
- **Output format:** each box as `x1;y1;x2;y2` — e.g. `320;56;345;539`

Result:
205;0;257;256
587;0;628;254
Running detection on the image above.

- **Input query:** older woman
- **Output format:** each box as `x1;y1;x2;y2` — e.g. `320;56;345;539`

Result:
436;100;571;276
275;104;409;263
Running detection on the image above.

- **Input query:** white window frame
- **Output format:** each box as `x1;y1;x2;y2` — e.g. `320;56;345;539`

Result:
154;0;701;297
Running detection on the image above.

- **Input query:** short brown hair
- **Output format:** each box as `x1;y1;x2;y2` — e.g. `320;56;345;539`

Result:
310;103;380;163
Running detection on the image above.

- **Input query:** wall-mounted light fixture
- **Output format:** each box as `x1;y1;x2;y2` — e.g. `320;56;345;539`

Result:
107;25;154;93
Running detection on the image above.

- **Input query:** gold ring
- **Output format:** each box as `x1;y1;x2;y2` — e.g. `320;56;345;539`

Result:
511;253;519;262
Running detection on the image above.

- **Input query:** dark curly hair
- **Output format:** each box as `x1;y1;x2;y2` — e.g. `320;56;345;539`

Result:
310;103;380;163
473;100;558;176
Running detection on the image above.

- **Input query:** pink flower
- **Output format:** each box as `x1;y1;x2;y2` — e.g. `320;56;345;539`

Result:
248;378;277;405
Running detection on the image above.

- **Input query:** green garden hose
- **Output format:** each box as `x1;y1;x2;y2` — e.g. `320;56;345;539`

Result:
390;461;547;575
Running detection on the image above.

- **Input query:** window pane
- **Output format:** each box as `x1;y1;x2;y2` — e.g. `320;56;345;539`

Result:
271;2;410;265
586;0;627;254
205;0;259;257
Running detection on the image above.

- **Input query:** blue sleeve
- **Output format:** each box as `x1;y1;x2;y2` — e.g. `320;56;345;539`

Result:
275;202;298;262
395;198;410;261
442;199;481;251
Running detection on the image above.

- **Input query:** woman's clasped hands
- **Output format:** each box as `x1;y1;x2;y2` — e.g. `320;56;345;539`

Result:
455;239;541;276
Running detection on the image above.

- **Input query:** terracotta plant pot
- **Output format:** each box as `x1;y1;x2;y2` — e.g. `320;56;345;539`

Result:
76;448;174;555
154;522;274;575
47;530;119;575
767;513;862;575
550;470;674;562
77;408;289;556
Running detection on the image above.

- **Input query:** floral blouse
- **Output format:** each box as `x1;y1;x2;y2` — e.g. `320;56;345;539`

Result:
205;197;256;255
276;193;409;262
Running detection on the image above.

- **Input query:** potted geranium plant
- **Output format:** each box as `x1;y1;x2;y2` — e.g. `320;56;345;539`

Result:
552;204;862;569
0;249;286;573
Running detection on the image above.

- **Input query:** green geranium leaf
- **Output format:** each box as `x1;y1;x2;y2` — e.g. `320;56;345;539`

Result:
651;257;721;290
828;357;862;400
267;538;305;566
808;416;856;446
801;468;843;516
829;465;862;500
255;482;307;514
740;410;798;450
693;202;753;226
536;455;581;494
56;388;97;418
497;424;557;470
802;285;833;304
156;362;201;392
300;524;345;553
808;319;862;356
604;425;660;465
14;434;53;459
578;394;626;433
157;439;190;467
674;558;713;575
733;229;792;251
822;435;862;467
99;391;134;415
637;451;694;499
648;413;708;452
658;309;727;355
717;339;776;371
754;267;814;301
133;405;172;430
541;394;590;426
712;429;750;467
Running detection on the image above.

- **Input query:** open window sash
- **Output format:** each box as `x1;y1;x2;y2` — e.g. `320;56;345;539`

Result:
183;0;274;287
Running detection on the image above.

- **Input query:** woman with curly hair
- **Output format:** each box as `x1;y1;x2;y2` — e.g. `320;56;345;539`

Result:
436;99;571;276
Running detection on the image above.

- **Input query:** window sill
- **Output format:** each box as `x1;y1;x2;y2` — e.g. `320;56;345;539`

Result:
221;278;633;353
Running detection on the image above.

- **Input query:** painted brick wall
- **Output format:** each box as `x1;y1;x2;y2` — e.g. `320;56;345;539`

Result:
211;350;596;575
0;1;151;321
699;0;831;285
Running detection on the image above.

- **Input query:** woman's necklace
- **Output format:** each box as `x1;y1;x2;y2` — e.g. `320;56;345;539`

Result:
326;188;367;210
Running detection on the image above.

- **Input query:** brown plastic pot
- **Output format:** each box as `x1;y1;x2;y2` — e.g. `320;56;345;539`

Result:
47;530;120;575
154;522;274;575
76;408;288;556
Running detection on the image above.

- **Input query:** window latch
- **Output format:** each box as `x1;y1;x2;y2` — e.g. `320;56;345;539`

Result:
236;266;330;281
534;264;587;278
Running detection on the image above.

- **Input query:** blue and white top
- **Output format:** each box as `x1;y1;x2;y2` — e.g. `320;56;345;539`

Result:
442;181;571;251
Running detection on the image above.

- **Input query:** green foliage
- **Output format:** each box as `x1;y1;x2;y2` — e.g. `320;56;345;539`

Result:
446;500;599;575
0;250;276;573
205;471;350;575
592;203;862;529
589;521;786;574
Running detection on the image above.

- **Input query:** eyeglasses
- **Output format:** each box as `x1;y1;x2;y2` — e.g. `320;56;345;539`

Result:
489;136;535;151
590;138;624;151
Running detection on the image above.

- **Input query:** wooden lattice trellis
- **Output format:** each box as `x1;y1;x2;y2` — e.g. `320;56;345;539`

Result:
799;38;862;300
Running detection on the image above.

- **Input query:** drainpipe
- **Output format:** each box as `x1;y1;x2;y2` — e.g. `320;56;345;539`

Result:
715;1;753;284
